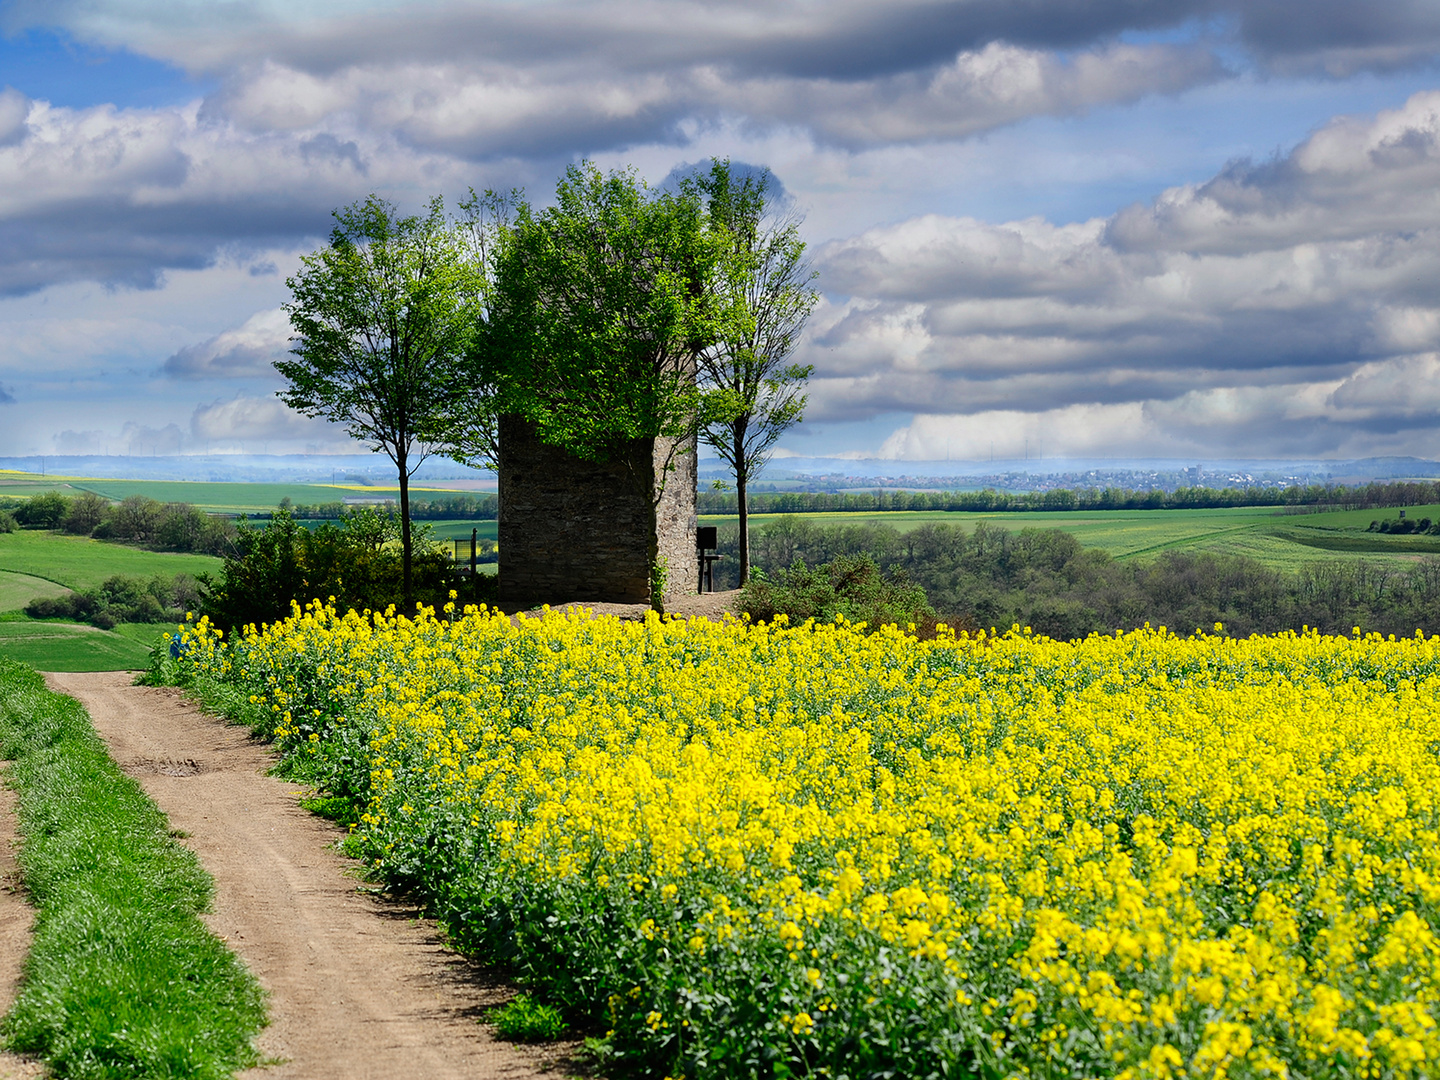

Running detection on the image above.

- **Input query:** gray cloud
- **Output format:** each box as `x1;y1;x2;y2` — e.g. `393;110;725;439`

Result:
0;88;29;147
52;429;105;453
2;3;1239;164
807;89;1440;456
19;1;1440;82
0;0;1426;302
161;308;291;379
0;99;484;296
65;421;190;455
1233;0;1440;76
189;394;346;446
0;383;14;404
299;133;366;174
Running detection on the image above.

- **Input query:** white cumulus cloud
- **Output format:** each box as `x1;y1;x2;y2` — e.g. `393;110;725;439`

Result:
807;89;1440;457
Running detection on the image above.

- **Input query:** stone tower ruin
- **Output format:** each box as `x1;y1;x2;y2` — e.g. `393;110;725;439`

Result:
496;415;698;607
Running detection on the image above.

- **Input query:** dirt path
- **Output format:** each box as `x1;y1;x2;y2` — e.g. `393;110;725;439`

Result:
43;672;566;1080
0;785;42;1080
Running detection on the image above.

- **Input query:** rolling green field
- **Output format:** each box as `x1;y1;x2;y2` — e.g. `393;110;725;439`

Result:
67;477;357;513
0;620;162;672
0;570;68;611
0;529;221;590
702;505;1281;559
702;503;1440;569
0;530;205;671
427;518;498;542
2;469;492;515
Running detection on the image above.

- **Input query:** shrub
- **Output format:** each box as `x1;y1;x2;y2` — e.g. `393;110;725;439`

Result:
720;515;1440;638
15;491;67;529
199;507;481;632
0;509;15;533
108;495;166;544
61;491;109;535
24;573;196;628
739;553;935;631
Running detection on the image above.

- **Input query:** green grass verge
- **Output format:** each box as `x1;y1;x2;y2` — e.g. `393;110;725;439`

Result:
0;531;220;592
0;621;165;673
0;658;266;1077
489;995;568;1042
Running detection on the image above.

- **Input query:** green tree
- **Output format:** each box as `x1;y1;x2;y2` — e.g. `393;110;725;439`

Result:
696;161;818;584
62;491;109;535
429;188;519;472
485;162;717;467
278;194;484;603
483;163;720;604
17;491;67;529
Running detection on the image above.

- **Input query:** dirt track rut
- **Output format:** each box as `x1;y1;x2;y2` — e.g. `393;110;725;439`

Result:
43;672;561;1080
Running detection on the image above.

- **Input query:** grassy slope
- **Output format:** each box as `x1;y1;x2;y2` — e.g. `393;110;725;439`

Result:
427;519;498;542
0;531;220;591
0;532;199;671
0;480;92;499
2;474;491;516
67;479;358;514
0;573;68;612
1287;504;1440;529
8;474;1438;578
0;659;266;1078
0;622;162;673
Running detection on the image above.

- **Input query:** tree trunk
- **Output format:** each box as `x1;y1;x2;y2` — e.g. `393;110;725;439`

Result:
397;447;412;607
734;419;749;586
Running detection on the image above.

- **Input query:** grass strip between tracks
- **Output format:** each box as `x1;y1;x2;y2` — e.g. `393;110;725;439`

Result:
0;658;266;1079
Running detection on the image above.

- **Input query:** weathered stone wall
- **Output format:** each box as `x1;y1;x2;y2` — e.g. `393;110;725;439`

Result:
653;432;698;601
497;415;697;606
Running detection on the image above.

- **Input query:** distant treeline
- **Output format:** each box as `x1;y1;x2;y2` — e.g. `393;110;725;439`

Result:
698;479;1440;515
716;515;1440;639
275;493;497;521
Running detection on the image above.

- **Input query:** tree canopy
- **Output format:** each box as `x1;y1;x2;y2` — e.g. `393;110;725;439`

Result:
482;162;721;467
696;160;818;582
278;194;483;602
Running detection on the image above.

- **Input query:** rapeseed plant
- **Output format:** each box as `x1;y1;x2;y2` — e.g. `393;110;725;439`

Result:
170;601;1440;1079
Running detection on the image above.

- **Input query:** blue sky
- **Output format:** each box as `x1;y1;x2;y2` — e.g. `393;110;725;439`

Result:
3;2;1440;462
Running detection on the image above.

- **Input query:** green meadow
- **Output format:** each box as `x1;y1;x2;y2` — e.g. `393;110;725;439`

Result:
0;529;221;590
2;476;1436;670
0;619;163;672
701;503;1440;570
703;505;1279;557
0;571;68;612
0;531;216;671
427;518;498;542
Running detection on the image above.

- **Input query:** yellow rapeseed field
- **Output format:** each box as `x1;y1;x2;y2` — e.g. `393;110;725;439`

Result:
170;601;1440;1079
